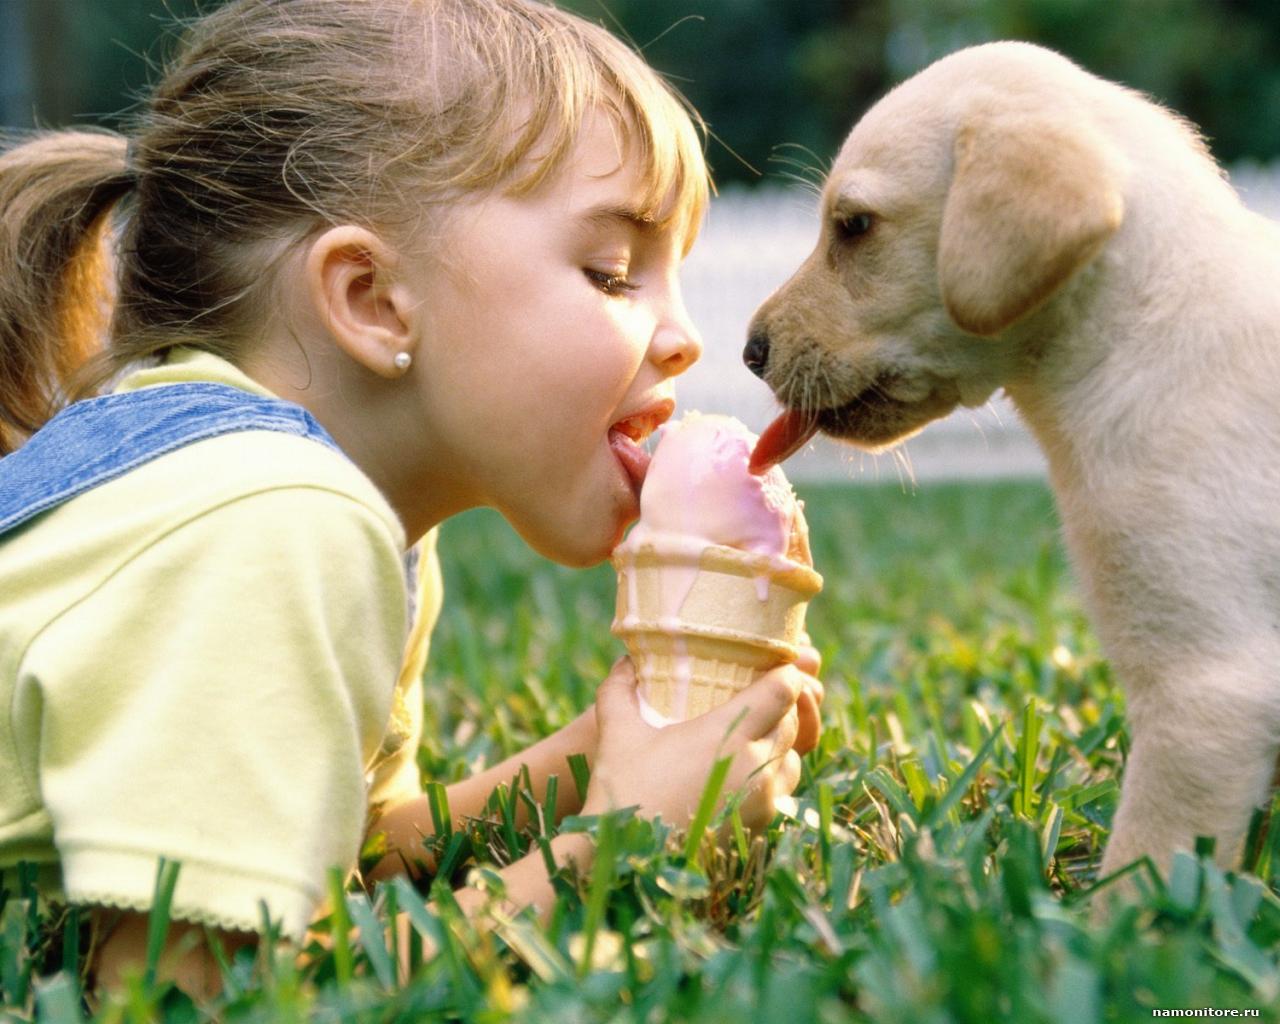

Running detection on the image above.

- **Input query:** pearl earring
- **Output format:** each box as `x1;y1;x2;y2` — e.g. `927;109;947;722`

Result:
393;351;412;372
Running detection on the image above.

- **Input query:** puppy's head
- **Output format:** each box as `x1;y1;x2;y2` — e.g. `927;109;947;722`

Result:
748;42;1125;457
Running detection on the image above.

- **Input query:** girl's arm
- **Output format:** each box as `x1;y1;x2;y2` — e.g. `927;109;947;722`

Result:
381;657;808;977
90;658;812;997
366;706;597;881
368;642;822;884
88;911;256;1004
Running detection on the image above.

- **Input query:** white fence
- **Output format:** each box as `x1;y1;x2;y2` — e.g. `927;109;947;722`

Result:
678;167;1280;483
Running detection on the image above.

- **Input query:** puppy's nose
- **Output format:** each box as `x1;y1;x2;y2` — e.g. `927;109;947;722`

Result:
743;328;771;379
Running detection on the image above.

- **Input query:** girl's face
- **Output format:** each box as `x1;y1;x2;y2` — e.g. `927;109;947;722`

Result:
407;112;703;565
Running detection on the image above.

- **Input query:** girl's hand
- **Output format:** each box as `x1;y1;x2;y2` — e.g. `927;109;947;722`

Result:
582;658;813;832
793;641;824;756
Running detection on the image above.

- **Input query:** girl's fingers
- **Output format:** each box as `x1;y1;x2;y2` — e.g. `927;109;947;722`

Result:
794;683;822;755
594;658;640;732
775;706;800;756
707;665;802;740
748;745;803;819
795;643;822;677
781;749;802;795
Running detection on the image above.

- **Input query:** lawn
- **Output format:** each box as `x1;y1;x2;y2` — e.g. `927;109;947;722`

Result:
4;479;1280;1022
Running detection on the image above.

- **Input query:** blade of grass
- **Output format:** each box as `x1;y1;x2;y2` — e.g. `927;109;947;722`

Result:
683;755;733;867
568;753;591;805
864;765;915;820
347;892;394;990
1;896;30;1008
143;858;181;990
1016;700;1041;819
828;842;858;922
543;774;559;835
19;863;37;938
34;971;86;1023
327;868;354;986
1036;744;1070;816
204;926;242;1002
428;881;483;1016
817;782;834;885
1041;802;1064;871
436;831;470;880
1060;780;1117;812
537;835;558;879
384;881;400;986
61;905;80;979
1265;796;1280;884
579;811;619;979
392;876;446;956
924;724;1003;828
495;914;573;984
426;780;453;838
730;807;749;863
498;780;523;858
900;759;929;809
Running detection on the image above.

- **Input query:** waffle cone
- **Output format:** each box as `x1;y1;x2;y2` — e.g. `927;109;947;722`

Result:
611;540;822;722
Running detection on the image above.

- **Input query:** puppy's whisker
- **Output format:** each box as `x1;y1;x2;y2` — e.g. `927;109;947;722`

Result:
768;143;832;183
892;450;908;490
862;379;896;406
965;410;991;450
774;170;823;199
893;445;918;491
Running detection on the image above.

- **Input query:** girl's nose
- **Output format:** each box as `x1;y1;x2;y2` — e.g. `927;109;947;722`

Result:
649;301;702;376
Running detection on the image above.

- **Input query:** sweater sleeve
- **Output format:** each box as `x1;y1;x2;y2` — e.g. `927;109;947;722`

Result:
20;485;408;940
365;527;444;818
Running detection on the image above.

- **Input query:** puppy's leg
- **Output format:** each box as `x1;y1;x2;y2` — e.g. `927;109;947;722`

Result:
1101;658;1280;882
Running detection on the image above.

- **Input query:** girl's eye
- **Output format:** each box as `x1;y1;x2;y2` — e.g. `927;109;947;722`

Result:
585;268;639;296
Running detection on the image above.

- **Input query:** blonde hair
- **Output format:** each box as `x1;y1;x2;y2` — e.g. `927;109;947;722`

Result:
0;0;710;454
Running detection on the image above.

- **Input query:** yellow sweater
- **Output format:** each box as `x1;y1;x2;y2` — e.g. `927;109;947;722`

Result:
0;351;440;939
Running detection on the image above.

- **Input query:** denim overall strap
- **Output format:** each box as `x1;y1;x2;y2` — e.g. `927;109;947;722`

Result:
0;382;342;537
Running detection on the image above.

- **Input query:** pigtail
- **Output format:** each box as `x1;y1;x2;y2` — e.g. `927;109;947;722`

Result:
0;130;134;454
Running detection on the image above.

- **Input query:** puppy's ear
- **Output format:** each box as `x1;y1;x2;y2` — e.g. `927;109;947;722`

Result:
938;112;1124;336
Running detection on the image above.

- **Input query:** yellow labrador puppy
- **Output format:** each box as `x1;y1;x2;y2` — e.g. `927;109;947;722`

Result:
747;41;1280;882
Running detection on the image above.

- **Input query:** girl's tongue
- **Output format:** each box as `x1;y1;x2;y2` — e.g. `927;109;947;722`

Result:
609;427;651;492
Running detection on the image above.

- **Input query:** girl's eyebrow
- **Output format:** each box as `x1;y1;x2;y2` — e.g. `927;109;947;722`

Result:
579;203;658;235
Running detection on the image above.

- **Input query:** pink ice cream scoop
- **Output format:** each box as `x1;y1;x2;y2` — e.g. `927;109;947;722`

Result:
611;413;821;725
625;412;804;560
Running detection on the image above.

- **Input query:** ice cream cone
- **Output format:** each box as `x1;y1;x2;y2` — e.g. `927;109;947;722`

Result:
611;540;822;723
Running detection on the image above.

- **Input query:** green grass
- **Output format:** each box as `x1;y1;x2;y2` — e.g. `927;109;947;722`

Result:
5;479;1280;1021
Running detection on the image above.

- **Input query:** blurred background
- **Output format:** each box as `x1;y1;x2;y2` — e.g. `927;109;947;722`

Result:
5;0;1280;480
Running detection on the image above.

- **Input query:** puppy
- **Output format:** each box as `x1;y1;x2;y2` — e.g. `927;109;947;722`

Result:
746;41;1280;882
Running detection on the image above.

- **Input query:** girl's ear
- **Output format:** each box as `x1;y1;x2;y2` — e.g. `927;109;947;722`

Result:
305;226;418;378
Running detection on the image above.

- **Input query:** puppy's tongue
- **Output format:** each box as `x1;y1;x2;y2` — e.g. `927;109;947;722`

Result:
609;427;651;492
749;410;820;475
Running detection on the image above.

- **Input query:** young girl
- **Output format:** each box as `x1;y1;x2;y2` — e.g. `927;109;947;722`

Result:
0;0;821;998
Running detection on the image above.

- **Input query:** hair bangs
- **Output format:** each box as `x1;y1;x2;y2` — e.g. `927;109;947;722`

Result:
616;74;711;257
497;8;711;254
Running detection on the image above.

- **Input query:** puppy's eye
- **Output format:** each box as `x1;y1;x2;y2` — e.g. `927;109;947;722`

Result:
835;212;875;240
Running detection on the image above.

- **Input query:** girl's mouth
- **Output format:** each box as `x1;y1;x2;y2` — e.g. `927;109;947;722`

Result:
608;401;674;494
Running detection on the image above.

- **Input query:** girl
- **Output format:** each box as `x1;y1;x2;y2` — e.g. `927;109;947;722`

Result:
0;0;821;998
